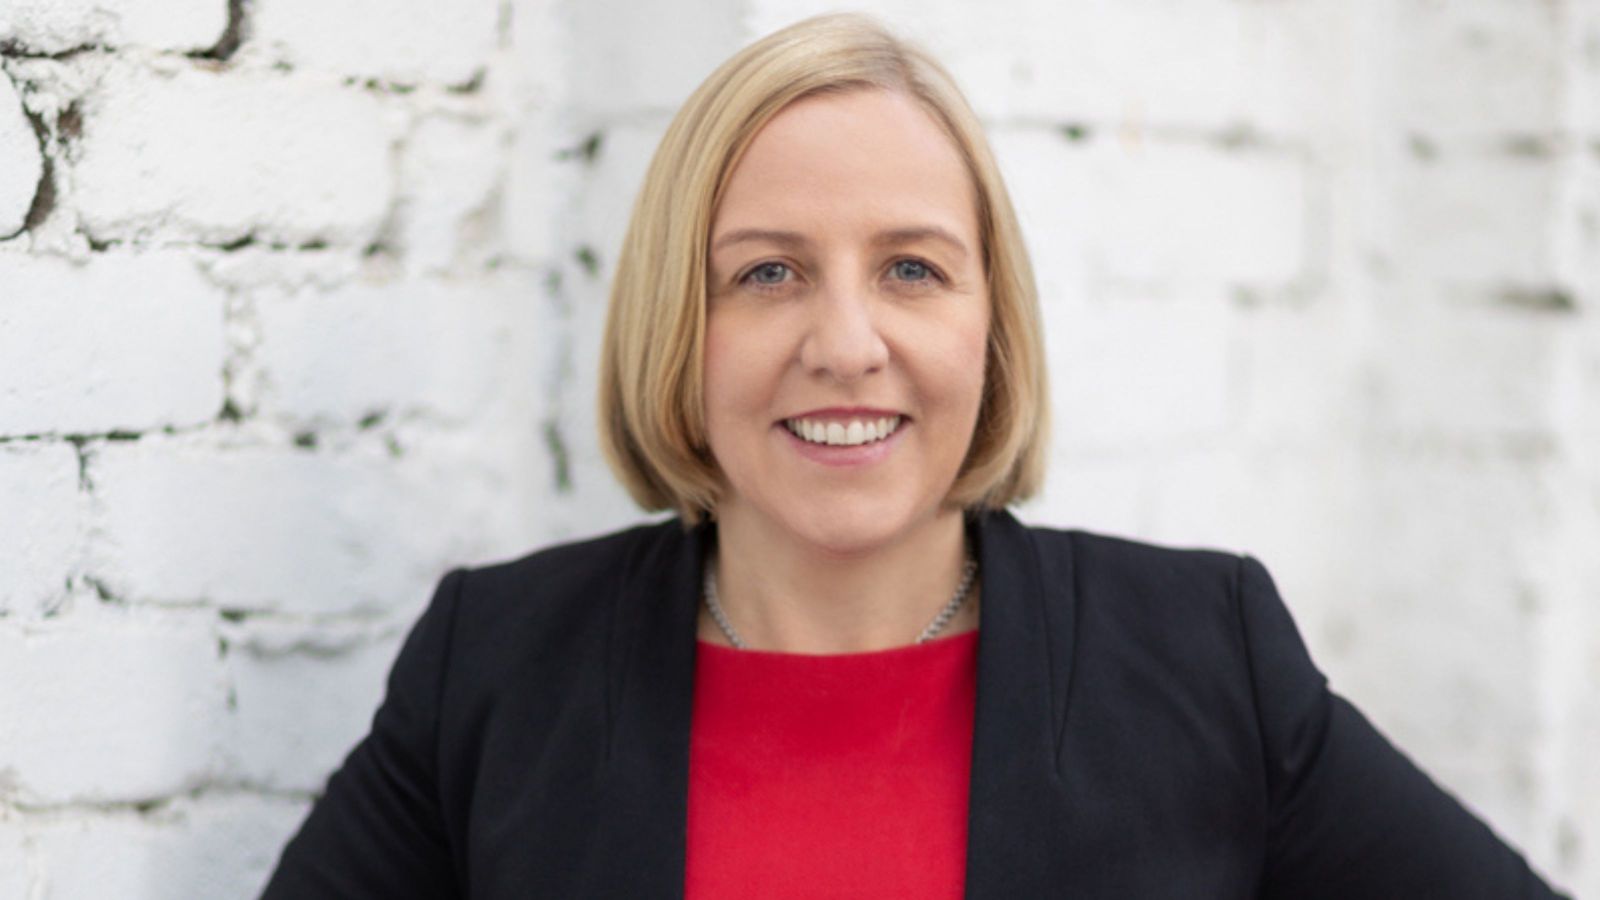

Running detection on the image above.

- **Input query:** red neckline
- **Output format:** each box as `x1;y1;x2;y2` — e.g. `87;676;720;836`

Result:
694;628;978;662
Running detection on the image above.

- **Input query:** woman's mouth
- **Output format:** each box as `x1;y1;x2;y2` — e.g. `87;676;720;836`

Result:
782;415;904;447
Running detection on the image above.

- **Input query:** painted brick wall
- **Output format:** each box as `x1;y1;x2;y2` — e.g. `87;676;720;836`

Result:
2;1;1595;896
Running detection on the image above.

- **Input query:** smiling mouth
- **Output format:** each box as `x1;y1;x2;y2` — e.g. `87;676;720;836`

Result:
782;415;904;447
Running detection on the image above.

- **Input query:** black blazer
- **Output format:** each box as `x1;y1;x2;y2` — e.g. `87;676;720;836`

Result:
262;509;1566;898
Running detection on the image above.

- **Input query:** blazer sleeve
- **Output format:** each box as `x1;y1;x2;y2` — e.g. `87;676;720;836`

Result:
1236;555;1569;899
258;569;465;900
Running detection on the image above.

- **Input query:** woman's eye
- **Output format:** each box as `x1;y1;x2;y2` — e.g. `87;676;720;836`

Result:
746;262;791;286
891;259;934;282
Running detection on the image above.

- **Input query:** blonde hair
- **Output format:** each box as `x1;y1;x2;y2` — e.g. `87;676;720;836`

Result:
597;12;1049;526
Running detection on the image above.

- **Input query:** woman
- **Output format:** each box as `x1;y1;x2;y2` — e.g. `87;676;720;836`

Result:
262;14;1568;898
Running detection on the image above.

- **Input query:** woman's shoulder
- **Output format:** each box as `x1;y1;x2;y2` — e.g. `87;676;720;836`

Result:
1013;517;1251;598
455;516;683;597
1013;520;1310;750
1006;517;1269;650
439;517;688;656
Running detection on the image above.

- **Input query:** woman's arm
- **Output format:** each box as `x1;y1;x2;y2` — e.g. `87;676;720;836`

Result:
1236;555;1569;899
258;569;465;899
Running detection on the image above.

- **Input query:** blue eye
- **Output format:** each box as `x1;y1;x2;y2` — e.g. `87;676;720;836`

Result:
892;259;934;282
747;262;791;286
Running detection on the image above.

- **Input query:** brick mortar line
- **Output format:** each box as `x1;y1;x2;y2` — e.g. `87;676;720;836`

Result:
1;783;319;818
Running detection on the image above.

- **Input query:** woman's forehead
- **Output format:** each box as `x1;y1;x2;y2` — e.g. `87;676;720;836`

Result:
710;224;973;265
711;89;978;244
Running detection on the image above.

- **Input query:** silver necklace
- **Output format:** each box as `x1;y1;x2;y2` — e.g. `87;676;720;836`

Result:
702;542;979;650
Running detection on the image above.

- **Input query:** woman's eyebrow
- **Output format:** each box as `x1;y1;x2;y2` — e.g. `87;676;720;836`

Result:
710;225;969;258
711;228;808;252
872;226;969;259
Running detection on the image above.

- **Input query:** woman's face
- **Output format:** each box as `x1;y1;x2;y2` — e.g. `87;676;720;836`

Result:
703;88;989;556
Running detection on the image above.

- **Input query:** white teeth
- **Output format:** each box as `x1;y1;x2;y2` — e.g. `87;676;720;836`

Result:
785;415;902;447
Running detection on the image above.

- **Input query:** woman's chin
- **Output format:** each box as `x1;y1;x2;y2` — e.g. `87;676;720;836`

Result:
771;499;932;559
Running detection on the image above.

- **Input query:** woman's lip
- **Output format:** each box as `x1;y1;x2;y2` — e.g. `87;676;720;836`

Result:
779;408;907;423
775;419;906;468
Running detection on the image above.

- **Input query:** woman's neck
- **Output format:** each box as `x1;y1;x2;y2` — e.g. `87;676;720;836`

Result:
699;505;979;654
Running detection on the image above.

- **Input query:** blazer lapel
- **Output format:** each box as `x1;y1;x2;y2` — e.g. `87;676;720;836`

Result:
581;517;705;899
963;508;1076;898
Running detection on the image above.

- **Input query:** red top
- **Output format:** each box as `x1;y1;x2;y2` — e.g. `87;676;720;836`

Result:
684;629;979;898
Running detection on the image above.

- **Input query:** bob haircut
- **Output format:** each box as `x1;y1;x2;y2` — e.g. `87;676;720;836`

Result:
598;12;1050;526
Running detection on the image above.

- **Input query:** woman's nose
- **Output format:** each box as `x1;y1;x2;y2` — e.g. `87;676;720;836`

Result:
799;281;890;382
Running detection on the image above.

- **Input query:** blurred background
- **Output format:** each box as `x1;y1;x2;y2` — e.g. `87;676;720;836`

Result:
1;0;1596;896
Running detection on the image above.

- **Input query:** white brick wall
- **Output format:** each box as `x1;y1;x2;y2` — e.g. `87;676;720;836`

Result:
1392;0;1565;141
1395;153;1564;287
25;793;311;899
749;0;1340;135
2;0;1595;897
222;619;404;791
0;0;228;55
0;443;83;616
1045;301;1233;449
0;252;226;434
0;609;227;804
0;823;28;898
252;277;526;425
69;59;398;247
247;0;502;88
993;129;1310;294
0;73;42;237
90;438;457;614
